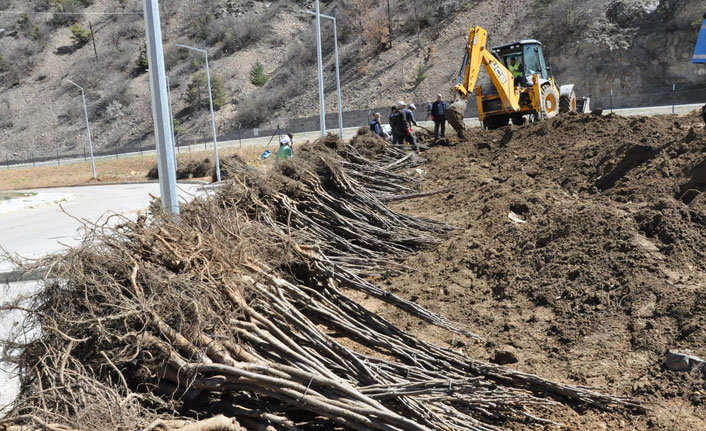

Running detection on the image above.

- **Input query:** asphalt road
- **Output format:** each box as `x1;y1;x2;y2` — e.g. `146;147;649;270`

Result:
0;183;204;272
0;182;204;411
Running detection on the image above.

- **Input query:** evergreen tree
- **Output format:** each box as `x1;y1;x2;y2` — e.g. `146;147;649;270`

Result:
249;60;268;87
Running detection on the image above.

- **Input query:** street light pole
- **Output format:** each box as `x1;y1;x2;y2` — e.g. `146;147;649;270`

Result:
304;10;343;138
67;79;96;180
166;75;178;171
143;0;179;216
315;0;326;137
176;43;221;182
332;17;343;139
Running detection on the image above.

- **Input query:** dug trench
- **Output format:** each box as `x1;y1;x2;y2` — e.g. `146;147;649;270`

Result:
375;111;706;430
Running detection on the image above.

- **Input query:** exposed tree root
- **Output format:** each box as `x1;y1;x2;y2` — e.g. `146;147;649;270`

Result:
1;132;643;431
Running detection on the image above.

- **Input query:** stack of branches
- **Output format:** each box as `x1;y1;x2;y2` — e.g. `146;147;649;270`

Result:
0;135;643;431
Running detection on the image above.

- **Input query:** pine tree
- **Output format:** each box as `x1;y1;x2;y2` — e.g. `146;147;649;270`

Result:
249;60;268;87
186;71;226;111
136;42;148;72
69;22;91;46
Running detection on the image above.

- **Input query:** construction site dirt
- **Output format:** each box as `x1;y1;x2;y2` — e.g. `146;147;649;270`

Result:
369;111;706;430
2;111;706;431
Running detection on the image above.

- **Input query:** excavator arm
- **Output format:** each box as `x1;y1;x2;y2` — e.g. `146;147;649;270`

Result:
446;26;521;135
454;26;520;112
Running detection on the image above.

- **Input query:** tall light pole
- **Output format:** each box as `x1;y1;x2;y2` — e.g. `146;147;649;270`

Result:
176;43;221;182
143;0;179;216
304;10;343;138
66;79;96;180
165;75;177;170
314;0;326;137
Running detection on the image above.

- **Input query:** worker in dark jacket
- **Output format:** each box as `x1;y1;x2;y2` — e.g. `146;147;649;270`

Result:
390;101;418;151
405;103;418;128
430;94;447;140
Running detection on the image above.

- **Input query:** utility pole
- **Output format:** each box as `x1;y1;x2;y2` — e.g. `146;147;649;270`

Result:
315;0;326;136
143;0;179;216
88;21;98;61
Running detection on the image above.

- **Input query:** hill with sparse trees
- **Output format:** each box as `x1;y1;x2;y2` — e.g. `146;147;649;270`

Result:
0;0;704;159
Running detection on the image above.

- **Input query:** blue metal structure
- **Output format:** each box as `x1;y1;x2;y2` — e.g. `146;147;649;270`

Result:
694;14;706;63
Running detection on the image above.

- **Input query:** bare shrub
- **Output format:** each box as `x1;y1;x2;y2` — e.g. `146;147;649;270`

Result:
105;17;143;49
531;1;591;49
0;96;12;130
206;15;269;57
235;88;287;128
94;79;132;119
346;0;390;50
164;44;189;71
48;1;82;27
0;38;43;86
285;25;318;68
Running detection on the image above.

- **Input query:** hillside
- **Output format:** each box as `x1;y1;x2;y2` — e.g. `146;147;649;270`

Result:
0;0;704;160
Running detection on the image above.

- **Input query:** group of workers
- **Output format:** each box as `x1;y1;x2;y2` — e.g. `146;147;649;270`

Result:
369;94;449;151
273;94;452;160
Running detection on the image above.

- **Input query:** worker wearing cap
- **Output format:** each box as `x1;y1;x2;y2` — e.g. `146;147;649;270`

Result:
276;134;293;160
390;101;418;152
405;103;418;128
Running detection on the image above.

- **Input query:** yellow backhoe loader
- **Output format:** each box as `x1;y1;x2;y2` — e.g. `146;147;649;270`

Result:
446;26;577;133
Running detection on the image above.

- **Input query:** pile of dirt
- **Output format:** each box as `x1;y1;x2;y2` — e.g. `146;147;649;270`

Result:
3;136;641;431
375;111;706;430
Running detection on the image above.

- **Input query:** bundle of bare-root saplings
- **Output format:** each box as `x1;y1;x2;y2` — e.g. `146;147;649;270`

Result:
1;132;642;431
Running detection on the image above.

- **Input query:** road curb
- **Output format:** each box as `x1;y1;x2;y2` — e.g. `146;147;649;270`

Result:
1;269;43;283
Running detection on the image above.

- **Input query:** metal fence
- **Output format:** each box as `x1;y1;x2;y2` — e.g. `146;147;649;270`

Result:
590;85;706;112
3;84;706;170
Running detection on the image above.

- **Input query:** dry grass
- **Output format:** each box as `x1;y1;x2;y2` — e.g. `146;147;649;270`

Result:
0;145;280;190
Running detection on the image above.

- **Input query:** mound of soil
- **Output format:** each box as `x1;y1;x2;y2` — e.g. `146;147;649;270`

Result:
147;157;213;180
374;111;706;430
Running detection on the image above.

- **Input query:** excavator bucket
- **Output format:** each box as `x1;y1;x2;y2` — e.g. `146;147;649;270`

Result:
445;99;467;137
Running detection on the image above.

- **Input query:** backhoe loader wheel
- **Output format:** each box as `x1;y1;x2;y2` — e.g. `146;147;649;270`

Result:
559;90;577;113
540;84;560;119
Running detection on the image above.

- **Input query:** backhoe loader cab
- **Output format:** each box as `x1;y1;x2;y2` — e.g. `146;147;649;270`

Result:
447;26;578;133
492;40;549;87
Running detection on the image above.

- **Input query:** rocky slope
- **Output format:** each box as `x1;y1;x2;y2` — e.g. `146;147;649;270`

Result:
0;0;703;160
